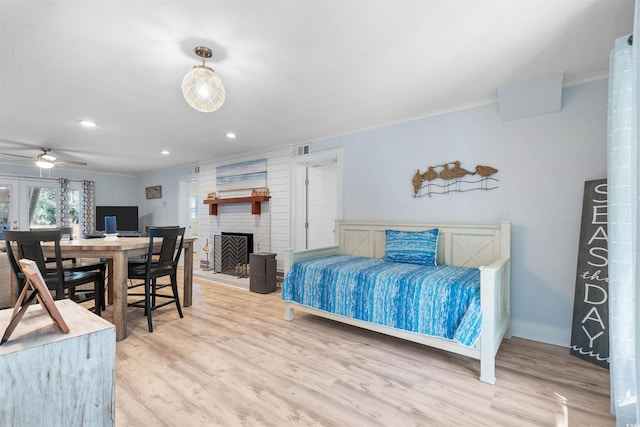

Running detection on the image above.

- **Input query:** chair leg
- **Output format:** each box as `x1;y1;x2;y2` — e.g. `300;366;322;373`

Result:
171;273;183;318
93;280;102;316
100;265;107;311
144;279;153;333
93;268;107;316
151;279;157;308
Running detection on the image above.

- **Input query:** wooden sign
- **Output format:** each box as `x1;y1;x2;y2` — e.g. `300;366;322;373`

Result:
570;179;609;368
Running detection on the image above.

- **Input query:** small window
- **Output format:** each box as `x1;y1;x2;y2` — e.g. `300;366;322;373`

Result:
190;196;198;220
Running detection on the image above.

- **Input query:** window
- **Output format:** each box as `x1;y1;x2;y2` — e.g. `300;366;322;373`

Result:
28;186;58;229
190;195;198;220
26;182;82;230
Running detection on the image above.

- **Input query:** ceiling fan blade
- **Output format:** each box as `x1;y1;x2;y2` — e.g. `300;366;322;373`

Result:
56;159;88;167
0;152;33;160
1;147;88;167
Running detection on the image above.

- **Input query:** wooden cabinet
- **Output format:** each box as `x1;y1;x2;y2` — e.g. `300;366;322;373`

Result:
0;300;115;426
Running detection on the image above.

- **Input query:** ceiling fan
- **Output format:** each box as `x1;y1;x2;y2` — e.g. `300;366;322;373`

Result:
0;147;87;169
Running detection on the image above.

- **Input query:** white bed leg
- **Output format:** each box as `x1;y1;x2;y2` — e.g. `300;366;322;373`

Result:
284;305;295;321
480;353;496;384
480;263;498;385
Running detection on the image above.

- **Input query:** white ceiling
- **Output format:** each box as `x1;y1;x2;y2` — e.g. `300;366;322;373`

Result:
0;0;634;175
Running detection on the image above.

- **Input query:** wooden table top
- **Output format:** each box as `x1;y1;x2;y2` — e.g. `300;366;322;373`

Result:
41;237;195;251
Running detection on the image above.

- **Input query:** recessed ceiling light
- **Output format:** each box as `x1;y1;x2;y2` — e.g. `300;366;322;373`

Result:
79;120;97;128
161;150;170;155
226;132;236;139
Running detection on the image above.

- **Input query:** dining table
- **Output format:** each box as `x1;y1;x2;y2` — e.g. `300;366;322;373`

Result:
10;236;195;341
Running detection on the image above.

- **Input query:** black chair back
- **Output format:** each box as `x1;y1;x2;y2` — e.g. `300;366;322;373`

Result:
4;229;105;314
144;225;179;236
147;227;185;271
3;230;66;297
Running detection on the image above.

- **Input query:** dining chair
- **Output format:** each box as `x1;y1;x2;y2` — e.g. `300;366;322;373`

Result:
127;227;185;332
4;229;106;315
128;225;180;265
58;227;108;311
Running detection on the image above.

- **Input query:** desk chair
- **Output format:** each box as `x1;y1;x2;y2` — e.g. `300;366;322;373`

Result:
4;230;106;316
127;227;185;332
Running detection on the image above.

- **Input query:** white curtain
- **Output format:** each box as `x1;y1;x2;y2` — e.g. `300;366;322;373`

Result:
608;2;639;424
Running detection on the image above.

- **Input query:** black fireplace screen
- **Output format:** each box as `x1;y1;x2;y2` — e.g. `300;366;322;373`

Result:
213;233;254;277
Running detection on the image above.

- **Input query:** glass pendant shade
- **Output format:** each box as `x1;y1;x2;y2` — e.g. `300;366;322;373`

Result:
182;65;225;113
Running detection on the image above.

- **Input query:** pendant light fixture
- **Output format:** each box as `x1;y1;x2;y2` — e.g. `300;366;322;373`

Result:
181;46;225;113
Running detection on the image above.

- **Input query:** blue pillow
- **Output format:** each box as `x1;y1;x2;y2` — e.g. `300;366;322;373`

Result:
383;228;439;266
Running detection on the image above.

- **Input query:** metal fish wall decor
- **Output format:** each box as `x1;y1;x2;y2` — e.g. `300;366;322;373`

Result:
412;161;498;197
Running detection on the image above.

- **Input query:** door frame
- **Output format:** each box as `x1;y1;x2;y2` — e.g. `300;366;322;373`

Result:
290;147;343;250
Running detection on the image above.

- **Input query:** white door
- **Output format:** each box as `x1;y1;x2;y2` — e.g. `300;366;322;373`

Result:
0;179;82;234
306;163;338;249
178;177;199;240
0;180;19;238
291;147;343;251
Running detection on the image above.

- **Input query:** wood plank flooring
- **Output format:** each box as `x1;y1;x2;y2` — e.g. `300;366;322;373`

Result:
111;275;614;426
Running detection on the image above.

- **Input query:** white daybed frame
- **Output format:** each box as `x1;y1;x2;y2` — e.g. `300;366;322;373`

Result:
283;220;511;384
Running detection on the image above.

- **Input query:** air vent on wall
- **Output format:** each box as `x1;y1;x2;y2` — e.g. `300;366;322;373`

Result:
292;145;310;156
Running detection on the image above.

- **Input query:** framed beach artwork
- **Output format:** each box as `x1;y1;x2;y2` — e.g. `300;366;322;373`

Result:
216;159;267;192
145;185;162;199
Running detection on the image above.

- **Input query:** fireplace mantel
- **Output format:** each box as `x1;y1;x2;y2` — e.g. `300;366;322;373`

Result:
203;196;271;215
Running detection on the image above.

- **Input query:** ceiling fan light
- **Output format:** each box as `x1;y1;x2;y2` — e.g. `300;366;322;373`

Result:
35;159;54;168
35;150;56;168
79;120;97;128
182;65;225;112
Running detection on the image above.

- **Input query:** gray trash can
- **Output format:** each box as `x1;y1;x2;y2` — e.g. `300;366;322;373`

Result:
249;252;277;294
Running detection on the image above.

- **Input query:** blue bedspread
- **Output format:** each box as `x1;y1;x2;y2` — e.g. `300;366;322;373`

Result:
282;255;482;347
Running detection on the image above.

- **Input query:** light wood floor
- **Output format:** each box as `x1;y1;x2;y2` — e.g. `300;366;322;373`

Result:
110;275;614;426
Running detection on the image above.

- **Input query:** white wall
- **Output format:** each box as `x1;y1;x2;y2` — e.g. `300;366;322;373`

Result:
134;165;197;232
310;79;608;346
